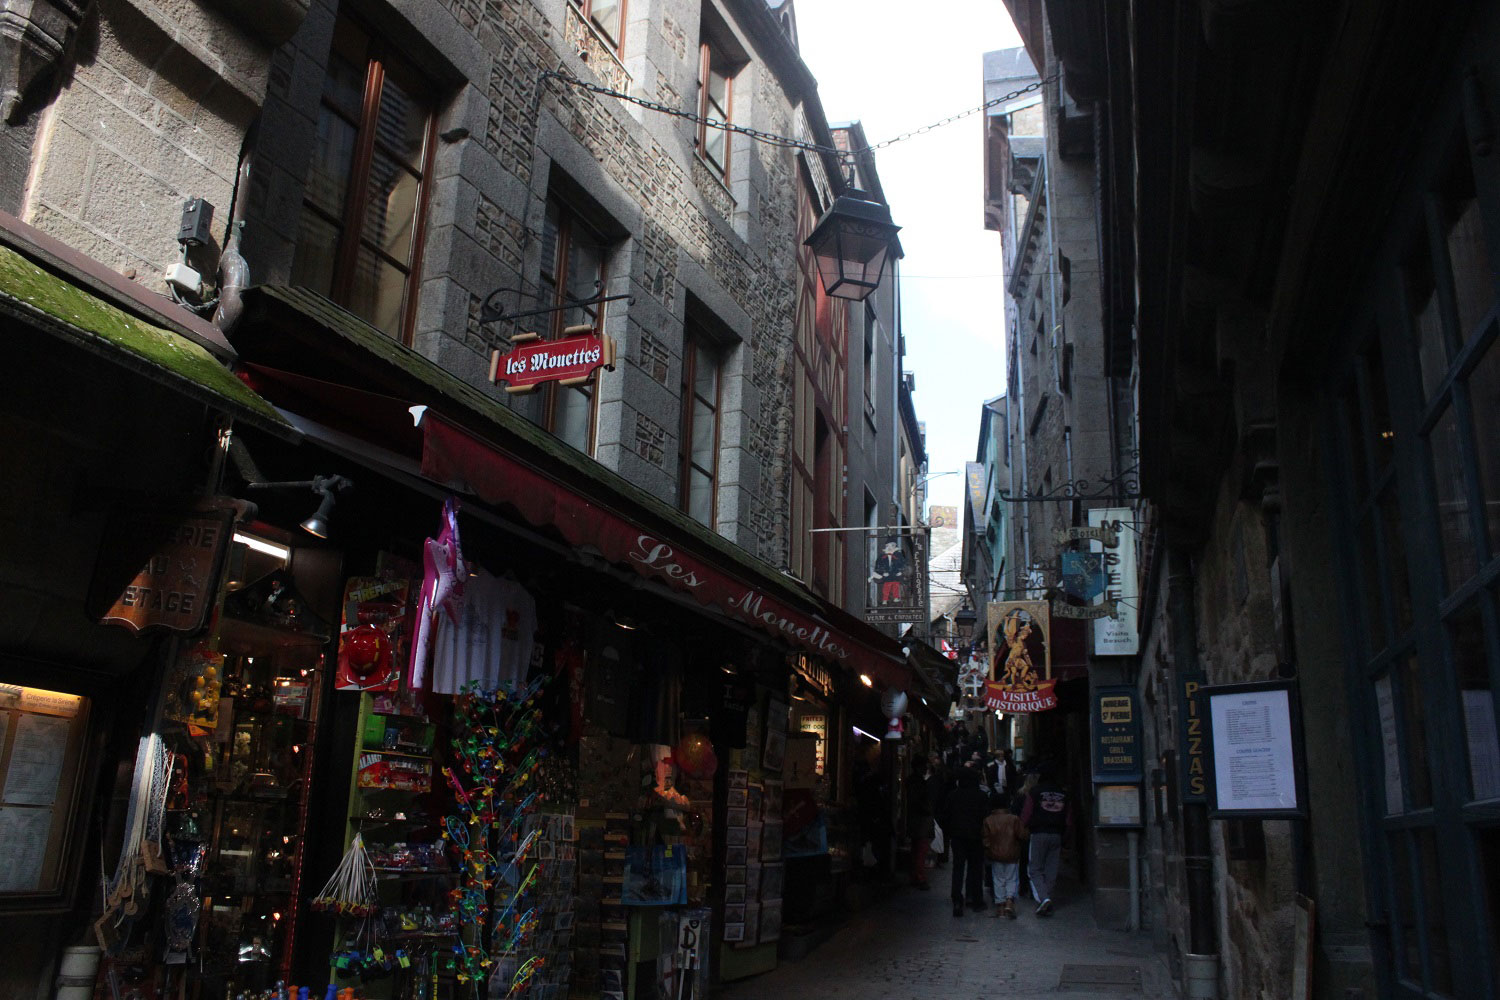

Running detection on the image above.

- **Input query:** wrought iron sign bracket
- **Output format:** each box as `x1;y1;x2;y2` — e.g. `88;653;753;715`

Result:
480;285;635;325
999;465;1141;504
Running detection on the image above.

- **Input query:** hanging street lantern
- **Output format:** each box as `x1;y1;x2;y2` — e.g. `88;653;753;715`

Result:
803;191;902;302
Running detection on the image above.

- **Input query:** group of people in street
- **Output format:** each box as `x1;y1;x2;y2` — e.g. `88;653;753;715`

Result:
907;725;1072;920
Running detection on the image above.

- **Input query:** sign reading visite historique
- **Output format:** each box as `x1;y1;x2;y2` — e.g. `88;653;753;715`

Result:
489;327;616;394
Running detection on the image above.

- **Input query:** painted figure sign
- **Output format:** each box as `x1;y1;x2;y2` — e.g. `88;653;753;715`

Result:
865;531;926;623
985;601;1058;713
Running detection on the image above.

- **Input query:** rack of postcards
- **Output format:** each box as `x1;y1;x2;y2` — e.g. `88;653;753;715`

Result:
721;694;786;950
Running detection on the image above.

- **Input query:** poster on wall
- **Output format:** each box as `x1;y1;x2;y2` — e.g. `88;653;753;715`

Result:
1089;507;1139;655
984;601;1057;713
1203;680;1306;818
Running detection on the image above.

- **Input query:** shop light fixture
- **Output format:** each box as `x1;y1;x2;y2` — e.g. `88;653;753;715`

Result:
233;533;291;561
851;725;880;742
859;673;874;687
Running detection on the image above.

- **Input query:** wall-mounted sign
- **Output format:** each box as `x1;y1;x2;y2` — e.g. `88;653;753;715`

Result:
1203;680;1306;818
1092;686;1144;782
488;327;616;394
792;655;833;698
865;530;927;624
1178;673;1208;803
984;601;1057;713
1054;523;1119;548
1089;507;1138;655
89;499;240;635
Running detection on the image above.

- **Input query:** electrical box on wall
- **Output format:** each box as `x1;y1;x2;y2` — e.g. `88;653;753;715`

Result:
178;198;214;246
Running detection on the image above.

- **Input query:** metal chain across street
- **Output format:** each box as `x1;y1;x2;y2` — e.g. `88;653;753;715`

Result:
539;70;1055;162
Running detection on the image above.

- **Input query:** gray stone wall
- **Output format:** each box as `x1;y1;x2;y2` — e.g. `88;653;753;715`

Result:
21;0;283;288
242;0;807;567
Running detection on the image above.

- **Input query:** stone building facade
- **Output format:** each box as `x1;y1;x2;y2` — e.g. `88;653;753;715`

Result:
0;0;917;995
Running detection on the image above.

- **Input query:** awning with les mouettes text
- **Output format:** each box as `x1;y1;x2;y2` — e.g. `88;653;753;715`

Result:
417;411;906;685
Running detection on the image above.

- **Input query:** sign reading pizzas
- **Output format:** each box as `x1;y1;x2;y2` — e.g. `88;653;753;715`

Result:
489;326;616;394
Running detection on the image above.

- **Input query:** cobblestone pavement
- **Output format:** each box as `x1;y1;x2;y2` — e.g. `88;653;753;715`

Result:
716;877;1177;1000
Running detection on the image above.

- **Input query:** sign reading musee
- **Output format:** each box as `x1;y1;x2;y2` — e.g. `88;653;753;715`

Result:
488;328;616;394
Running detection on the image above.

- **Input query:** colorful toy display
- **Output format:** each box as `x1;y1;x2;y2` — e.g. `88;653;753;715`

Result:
440;677;550;993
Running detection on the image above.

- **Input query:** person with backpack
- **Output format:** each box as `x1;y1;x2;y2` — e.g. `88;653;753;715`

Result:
981;791;1028;918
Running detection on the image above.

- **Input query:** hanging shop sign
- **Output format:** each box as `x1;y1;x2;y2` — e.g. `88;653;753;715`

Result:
1178;672;1209;803
792;655;833;698
966;462;987;531
864;530;928;624
488;327;616;394
1089;507;1139;655
983;600;1057;713
89;498;240;635
1202;680;1307;818
1054;523;1119;548
1051;599;1119;620
1092;686;1144;782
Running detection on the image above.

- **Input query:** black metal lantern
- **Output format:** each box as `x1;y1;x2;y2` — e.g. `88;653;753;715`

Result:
803;191;902;302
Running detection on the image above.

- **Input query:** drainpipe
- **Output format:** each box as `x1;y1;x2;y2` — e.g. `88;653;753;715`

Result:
1169;546;1219;998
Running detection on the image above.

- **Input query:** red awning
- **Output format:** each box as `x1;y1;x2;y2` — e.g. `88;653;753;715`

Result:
418;413;909;686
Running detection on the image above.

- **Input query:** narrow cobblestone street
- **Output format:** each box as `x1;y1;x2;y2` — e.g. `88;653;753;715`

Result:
718;877;1177;1000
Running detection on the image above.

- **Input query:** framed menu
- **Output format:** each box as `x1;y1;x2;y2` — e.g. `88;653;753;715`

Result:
1202;681;1307;818
0;684;91;902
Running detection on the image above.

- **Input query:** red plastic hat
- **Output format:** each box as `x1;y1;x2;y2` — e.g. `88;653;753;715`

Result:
343;624;392;679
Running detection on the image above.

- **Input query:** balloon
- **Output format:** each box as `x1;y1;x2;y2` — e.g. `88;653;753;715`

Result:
880;689;909;720
673;732;718;779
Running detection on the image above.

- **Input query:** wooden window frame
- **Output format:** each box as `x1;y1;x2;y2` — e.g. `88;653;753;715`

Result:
572;0;627;53
696;41;734;180
540;198;608;455
298;14;438;346
678;325;722;527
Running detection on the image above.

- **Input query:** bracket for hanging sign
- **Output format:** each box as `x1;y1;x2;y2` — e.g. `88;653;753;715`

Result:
489;324;616;394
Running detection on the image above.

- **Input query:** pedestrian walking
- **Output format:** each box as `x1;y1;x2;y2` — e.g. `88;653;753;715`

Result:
981;791;1027;918
1021;765;1071;916
907;758;935;890
938;767;989;917
985;747;1019;800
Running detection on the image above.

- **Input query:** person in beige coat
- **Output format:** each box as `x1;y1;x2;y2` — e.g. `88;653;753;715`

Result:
981;792;1029;918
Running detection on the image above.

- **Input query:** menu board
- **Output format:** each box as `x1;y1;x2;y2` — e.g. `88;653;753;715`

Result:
1206;683;1304;817
0;807;52;891
3;715;71;806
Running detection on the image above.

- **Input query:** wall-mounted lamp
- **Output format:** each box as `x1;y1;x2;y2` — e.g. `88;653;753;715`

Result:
246;474;352;538
804;191;902;302
859;673;874;688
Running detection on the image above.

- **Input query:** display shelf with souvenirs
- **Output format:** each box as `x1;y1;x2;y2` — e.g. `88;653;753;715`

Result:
106;559;335;1000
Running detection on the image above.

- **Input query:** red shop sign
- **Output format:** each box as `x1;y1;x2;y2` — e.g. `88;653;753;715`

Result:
488;327;615;394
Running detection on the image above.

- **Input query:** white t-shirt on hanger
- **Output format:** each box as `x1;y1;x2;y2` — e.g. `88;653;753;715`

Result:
430;568;537;695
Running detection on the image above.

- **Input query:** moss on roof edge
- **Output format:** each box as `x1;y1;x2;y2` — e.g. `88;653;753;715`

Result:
1;245;290;431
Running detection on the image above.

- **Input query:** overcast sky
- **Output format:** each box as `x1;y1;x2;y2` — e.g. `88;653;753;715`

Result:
792;1;1022;516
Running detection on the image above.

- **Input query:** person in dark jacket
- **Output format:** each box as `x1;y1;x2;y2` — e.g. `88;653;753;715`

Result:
1021;766;1072;916
939;767;990;916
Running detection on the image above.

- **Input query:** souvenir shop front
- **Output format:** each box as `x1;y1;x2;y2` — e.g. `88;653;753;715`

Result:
0;217;304;1000
80;285;918;1000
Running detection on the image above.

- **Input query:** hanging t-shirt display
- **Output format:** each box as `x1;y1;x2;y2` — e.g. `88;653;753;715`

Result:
429;569;537;695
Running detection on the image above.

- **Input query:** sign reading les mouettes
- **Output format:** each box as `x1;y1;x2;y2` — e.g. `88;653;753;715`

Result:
89;498;240;635
1092;686;1144;782
984;600;1057;713
1202;680;1306;818
488;328;616;394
